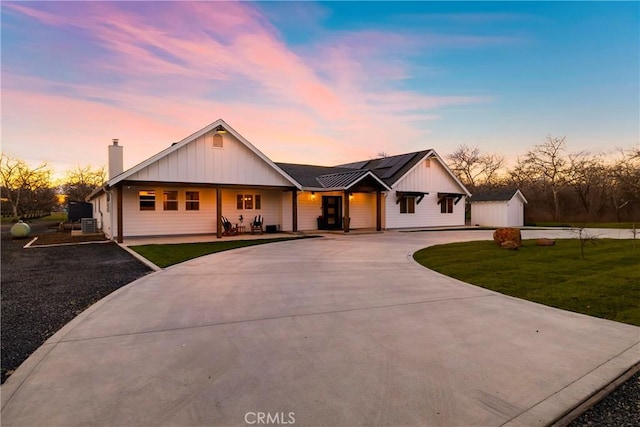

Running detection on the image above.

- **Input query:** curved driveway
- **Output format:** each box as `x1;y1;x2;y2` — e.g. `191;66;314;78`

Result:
2;229;639;426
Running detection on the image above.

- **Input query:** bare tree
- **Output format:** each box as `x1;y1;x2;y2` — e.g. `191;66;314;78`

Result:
614;147;640;190
61;165;106;202
572;226;600;259
0;153;54;218
566;152;609;220
511;136;568;221
447;145;505;189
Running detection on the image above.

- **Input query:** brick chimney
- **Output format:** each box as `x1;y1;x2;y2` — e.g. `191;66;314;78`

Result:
108;139;123;179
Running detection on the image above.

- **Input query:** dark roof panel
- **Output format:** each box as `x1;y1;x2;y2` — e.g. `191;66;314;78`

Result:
469;188;520;202
336;150;432;186
339;160;370;169
316;170;369;188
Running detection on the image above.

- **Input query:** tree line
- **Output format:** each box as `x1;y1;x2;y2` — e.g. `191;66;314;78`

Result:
3;136;639;223
0;153;105;219
447;136;640;223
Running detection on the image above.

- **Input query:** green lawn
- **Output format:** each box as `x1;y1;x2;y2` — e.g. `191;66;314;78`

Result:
414;239;640;326
1;212;68;223
131;237;312;268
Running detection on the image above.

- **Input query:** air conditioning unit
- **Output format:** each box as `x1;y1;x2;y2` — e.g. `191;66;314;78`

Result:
81;218;97;234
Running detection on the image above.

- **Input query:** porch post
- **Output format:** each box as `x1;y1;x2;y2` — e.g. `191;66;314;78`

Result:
116;184;123;243
216;187;222;239
376;190;382;231
344;190;350;233
292;189;298;232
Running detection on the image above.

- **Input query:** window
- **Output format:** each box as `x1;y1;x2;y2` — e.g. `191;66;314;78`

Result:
400;196;415;214
244;195;254;210
163;190;178;211
441;197;454;214
185;191;200;211
139;190;156;211
237;194;261;210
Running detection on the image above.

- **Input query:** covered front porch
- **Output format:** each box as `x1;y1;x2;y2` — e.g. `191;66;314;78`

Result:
291;171;390;233
107;182;301;242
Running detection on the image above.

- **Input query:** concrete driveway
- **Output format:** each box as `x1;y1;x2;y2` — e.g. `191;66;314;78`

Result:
2;229;639;426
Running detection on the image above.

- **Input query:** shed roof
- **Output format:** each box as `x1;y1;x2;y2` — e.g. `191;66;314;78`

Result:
469;188;528;203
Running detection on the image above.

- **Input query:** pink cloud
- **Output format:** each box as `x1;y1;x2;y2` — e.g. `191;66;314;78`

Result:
2;1;494;173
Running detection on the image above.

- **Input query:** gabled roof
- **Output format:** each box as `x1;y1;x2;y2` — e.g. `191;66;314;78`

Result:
338;150;432;186
338;149;471;196
276;163;390;191
469;188;528;203
108;119;301;189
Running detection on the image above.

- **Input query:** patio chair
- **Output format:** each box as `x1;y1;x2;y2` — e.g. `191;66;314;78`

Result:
221;216;238;236
251;215;264;234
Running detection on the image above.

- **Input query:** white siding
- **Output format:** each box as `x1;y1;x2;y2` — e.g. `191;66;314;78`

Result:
507;196;525;226
386;158;466;228
91;193;111;238
471;202;508;227
224;189;283;231
126;131;293;187
120;186;285;237
471;195;525;227
296;191;323;231
348;193;376;228
122;186;217;236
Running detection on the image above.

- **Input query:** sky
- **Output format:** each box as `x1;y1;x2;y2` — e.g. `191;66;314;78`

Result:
1;1;638;176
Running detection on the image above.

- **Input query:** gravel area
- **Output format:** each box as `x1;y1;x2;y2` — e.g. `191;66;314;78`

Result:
1;221;151;383
568;370;640;427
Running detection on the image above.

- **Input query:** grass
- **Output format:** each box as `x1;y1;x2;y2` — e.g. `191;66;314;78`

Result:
526;222;637;229
131;237;312;268
1;212;67;223
414;239;640;326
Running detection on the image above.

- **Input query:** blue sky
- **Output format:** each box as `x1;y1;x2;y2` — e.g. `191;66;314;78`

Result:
1;1;638;175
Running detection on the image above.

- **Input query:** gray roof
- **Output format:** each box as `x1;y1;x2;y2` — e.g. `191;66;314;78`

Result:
338;150;432;186
469;188;523;202
277;150;433;191
275;163;357;188
316;170;370;188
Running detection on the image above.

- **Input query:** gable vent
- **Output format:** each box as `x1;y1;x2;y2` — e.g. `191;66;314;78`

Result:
212;133;223;148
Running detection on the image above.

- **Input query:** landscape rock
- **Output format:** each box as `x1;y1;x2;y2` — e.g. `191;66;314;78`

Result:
536;238;555;246
501;240;519;250
493;228;522;247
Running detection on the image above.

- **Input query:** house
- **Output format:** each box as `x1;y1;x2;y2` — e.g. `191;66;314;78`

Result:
88;119;470;242
469;188;528;227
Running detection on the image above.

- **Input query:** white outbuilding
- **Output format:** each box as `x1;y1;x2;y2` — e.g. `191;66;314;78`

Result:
470;188;528;227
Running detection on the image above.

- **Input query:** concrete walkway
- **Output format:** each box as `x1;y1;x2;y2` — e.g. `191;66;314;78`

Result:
2;229;638;426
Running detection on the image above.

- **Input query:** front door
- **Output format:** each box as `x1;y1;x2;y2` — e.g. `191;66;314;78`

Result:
322;196;342;230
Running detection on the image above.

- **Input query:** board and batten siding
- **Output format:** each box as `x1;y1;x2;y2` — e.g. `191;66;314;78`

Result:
471;202;508;227
119;186;284;237
92;192;111;238
385;157;466;228
471;196;525;227
124;131;293;187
